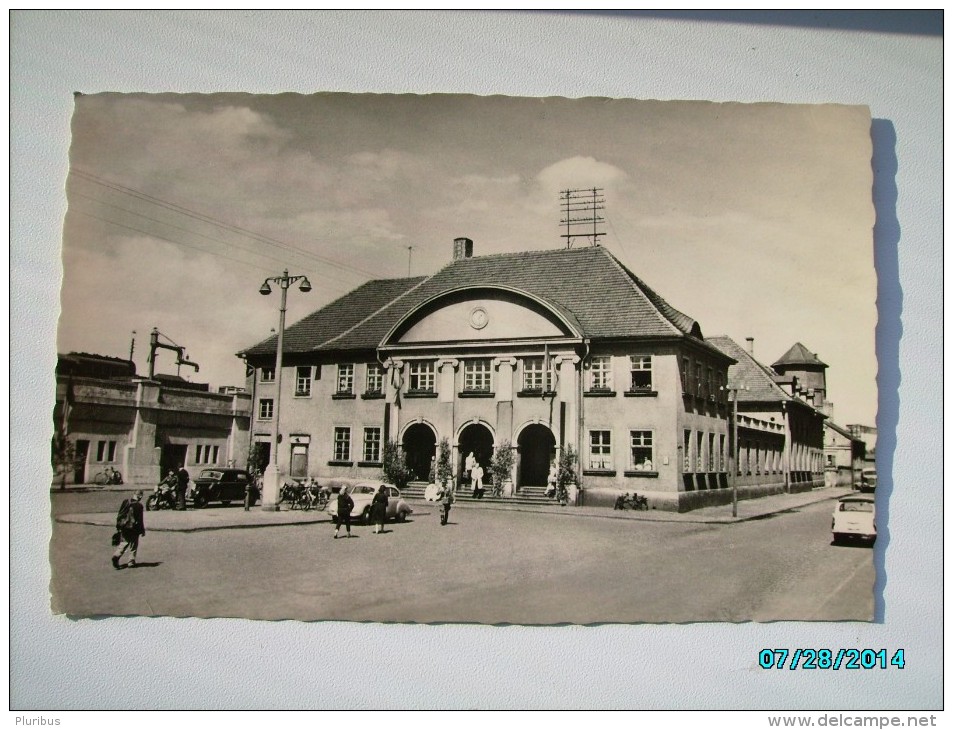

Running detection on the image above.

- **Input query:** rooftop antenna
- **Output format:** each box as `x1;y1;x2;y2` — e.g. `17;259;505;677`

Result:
407;245;413;277
559;187;606;248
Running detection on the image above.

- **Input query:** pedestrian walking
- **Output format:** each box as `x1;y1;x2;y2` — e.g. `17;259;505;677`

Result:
371;484;389;534
437;482;454;526
112;490;145;569
334;488;354;538
471;462;485;499
176;463;190;510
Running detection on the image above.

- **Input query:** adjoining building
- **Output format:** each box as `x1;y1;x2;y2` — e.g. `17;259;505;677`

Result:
53;353;251;486
240;240;741;511
706;337;827;497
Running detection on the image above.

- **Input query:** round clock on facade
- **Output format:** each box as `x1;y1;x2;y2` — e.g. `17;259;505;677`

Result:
469;306;489;330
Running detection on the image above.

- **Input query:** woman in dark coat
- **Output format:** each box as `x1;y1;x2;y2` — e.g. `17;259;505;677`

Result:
371;485;389;534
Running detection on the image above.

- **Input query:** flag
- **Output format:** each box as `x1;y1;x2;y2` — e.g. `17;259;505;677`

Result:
61;375;74;437
542;345;549;398
391;365;403;409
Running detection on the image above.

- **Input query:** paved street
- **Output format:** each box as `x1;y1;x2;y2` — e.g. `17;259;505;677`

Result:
50;489;874;623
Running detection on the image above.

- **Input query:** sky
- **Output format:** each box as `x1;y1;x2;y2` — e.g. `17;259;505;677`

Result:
59;92;877;425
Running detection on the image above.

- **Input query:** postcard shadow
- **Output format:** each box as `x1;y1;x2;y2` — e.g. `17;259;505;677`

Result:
870;118;900;623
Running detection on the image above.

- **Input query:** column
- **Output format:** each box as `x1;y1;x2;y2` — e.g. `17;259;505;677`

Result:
437;358;459;404
494;357;516;402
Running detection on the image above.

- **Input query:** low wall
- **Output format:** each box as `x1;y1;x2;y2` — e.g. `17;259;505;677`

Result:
581;478;815;513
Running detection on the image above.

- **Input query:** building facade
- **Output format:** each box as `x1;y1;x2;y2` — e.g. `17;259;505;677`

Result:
707;337;828;497
53;353;251;485
241;241;743;511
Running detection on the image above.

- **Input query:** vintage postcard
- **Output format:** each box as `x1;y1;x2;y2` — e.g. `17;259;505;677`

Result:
51;93;876;623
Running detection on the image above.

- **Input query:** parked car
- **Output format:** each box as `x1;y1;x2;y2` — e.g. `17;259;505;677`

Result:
831;494;876;545
190;468;259;508
326;483;413;524
859;467;878;492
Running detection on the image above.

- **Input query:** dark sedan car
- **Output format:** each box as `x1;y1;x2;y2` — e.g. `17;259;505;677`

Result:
190;468;259;508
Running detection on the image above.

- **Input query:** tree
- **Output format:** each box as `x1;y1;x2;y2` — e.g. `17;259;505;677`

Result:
490;441;515;493
51;433;76;489
436;437;453;488
556;445;578;504
382;440;412;489
247;442;270;477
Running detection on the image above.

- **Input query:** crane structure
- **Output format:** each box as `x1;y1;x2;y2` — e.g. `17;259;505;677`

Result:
147;327;200;379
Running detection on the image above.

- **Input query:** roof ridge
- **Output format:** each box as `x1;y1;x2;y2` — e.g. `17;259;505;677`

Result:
318;273;437;349
596;247;685;337
711;335;794;401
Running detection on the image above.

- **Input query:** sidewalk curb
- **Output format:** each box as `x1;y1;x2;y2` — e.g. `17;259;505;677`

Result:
54;488;852;531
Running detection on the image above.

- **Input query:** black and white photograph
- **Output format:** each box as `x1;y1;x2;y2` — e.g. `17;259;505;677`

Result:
12;10;941;713
50;92;878;623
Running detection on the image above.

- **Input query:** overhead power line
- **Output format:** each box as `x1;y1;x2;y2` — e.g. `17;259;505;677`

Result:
68;168;387;282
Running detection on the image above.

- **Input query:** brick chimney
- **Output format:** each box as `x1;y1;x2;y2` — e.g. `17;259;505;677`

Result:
453;237;474;260
745;337;754;356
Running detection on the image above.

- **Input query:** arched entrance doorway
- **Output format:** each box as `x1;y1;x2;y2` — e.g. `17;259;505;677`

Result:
518;424;556;487
457;422;494;487
402;423;436;482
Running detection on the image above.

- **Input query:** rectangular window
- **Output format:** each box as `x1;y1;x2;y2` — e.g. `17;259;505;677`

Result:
523;357;545;391
589;356;612;391
363;427;382;463
260;367;275;382
695;363;704;398
337;364;354;395
588;430;612;470
365;364;384;394
696;430;705;472
464;359;492;392
258;398;274;420
194;444;202;463
719;434;726;472
630;356;652;390
333;427;351;462
630;431;654;470
96;440;117;462
682;357;691;394
707;368;714;401
708;433;715;472
408;361;435;392
295;366;312;397
684;430;692;471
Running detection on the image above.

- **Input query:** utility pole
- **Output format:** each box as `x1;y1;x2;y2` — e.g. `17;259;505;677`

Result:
559;187;606;248
724;383;749;517
129;330;136;362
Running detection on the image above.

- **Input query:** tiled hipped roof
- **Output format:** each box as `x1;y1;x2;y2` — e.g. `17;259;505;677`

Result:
707;336;815;408
773;342;828;368
241;247;704;357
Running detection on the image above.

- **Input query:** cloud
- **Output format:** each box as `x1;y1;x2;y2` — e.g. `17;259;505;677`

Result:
535;156;629;194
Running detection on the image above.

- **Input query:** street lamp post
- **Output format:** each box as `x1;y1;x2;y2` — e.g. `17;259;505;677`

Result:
723;383;748;518
258;269;311;511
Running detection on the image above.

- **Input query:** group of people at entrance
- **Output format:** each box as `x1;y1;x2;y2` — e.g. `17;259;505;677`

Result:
465;452;486;498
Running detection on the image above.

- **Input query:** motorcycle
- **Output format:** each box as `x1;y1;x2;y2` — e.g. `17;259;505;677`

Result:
278;481;307;509
146;480;178;511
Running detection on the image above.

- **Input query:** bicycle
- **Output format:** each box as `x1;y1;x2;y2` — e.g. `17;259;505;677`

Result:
92;466;123;485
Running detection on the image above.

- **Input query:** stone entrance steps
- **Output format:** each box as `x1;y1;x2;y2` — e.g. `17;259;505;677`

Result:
400;481;560;506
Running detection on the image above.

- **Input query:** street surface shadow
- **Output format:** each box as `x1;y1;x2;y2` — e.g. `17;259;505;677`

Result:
118;561;162;569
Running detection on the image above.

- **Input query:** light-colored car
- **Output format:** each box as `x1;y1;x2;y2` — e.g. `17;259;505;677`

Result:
326;483;413;524
832;494;876;545
859;467;878;493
